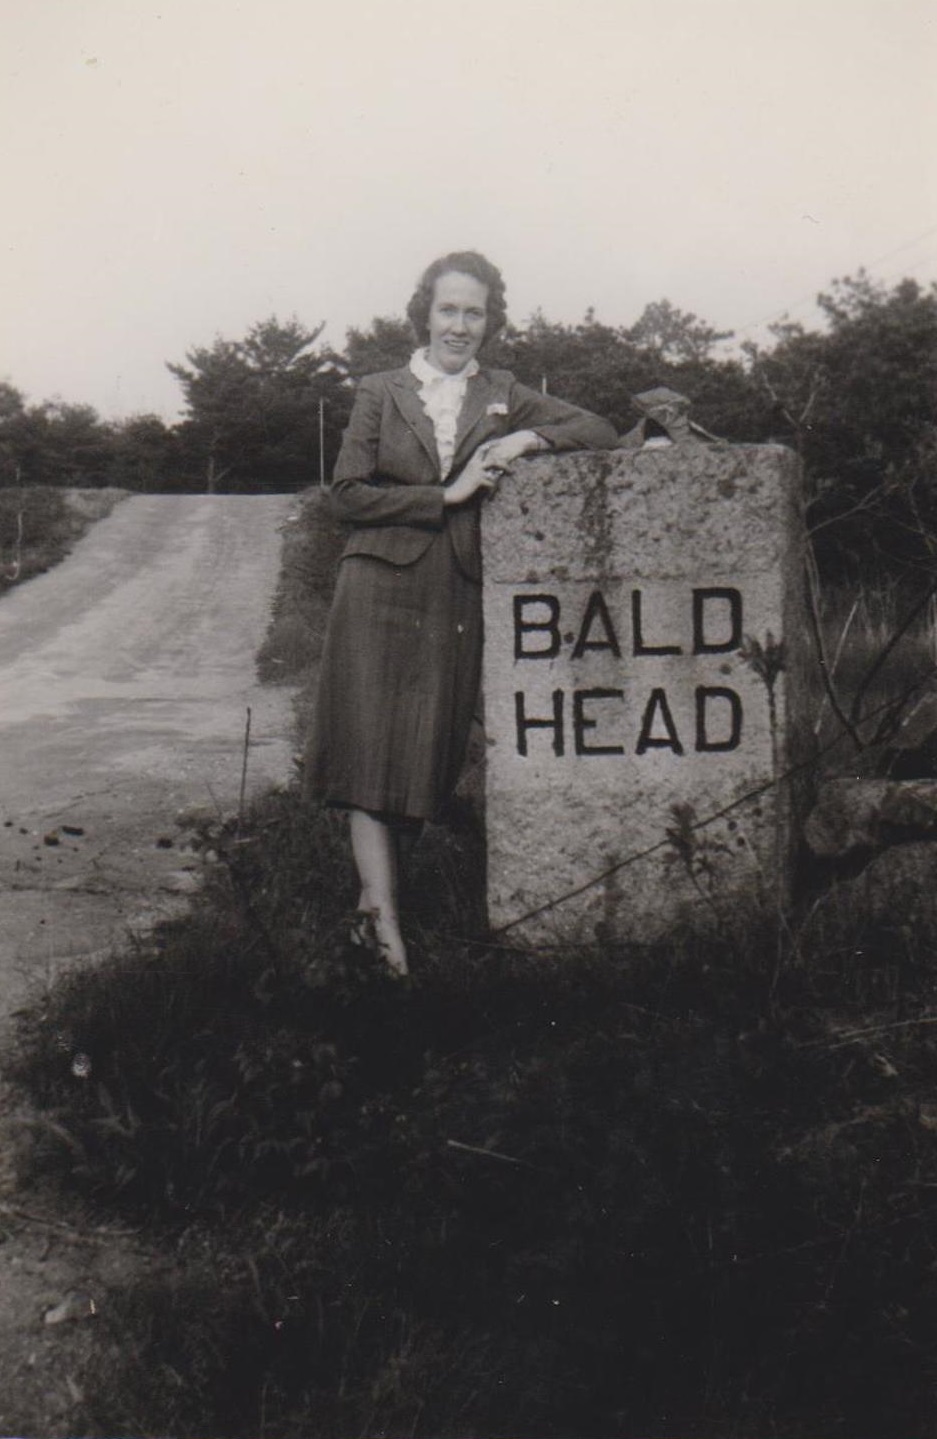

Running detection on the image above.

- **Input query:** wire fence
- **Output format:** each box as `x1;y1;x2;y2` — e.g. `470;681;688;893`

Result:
480;661;937;944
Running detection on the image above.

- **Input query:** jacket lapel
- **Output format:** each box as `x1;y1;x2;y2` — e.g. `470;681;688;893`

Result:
386;369;440;472
452;371;501;471
385;365;508;478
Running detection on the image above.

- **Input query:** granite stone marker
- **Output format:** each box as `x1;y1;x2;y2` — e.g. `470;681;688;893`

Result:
481;443;809;944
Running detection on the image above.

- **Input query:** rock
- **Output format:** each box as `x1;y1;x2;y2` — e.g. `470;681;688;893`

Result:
805;778;937;856
804;779;891;856
880;781;937;831
42;1291;96;1326
481;444;809;944
160;869;201;895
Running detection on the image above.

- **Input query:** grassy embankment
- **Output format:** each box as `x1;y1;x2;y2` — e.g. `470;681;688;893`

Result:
7;488;937;1438
0;486;128;587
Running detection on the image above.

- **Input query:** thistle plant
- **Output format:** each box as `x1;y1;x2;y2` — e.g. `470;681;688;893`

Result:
739;631;789;992
664;800;732;927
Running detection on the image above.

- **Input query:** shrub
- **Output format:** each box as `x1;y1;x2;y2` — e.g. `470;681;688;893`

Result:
0;485;127;587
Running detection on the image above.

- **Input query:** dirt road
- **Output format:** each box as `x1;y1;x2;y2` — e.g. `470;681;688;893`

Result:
0;493;299;1434
0;492;299;1012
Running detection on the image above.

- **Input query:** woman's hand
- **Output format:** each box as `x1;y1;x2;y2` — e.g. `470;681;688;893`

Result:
443;431;550;507
443;449;500;506
477;429;550;472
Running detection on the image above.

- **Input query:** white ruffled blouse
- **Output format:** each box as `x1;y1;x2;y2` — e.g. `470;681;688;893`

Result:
409;348;479;479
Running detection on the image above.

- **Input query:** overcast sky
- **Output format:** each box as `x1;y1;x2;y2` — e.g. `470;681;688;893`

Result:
2;0;935;422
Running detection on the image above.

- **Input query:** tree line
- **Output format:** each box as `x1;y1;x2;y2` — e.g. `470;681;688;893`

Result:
1;274;935;579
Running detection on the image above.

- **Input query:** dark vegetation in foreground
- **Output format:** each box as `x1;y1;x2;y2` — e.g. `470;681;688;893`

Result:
9;786;937;1439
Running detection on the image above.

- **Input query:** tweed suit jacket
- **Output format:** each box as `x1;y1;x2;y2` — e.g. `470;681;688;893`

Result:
330;365;618;583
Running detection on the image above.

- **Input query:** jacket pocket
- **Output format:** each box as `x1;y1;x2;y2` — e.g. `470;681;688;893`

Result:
340;526;434;568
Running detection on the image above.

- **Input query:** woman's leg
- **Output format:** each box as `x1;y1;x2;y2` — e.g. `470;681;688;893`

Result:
349;808;409;976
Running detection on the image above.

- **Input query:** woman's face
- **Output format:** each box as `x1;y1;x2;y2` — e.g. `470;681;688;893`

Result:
426;271;489;374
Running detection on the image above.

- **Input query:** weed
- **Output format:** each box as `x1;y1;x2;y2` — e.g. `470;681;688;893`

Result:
810;577;937;766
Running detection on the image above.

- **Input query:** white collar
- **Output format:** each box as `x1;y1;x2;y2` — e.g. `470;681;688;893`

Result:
409;348;479;386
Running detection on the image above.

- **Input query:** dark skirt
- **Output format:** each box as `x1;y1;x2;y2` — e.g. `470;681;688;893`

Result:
304;528;483;821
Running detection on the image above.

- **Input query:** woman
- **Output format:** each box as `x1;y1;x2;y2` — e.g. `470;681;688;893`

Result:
307;251;617;974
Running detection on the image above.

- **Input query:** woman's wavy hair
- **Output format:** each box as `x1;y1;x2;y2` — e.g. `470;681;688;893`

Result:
406;251;508;347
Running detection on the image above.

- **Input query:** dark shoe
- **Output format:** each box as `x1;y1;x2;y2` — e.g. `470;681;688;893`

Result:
349;908;409;978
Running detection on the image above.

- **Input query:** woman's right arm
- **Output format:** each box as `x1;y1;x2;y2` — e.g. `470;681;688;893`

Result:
330;376;447;529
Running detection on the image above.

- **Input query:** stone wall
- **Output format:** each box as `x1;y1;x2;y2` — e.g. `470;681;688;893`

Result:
481;444;809;945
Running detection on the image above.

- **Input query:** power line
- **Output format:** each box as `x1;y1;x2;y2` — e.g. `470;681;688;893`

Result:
733;222;937;338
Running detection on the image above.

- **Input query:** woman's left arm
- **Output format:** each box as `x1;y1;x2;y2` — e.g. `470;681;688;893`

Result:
481;380;617;470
